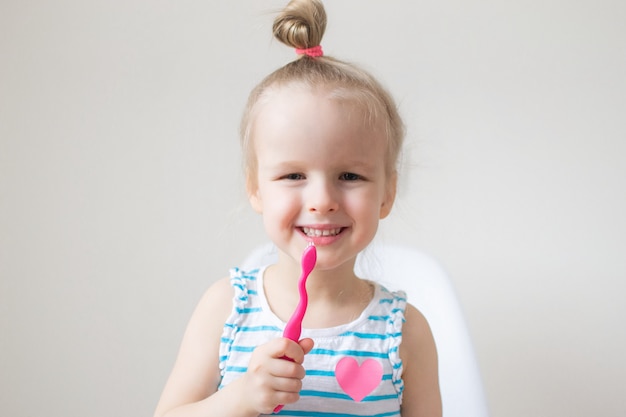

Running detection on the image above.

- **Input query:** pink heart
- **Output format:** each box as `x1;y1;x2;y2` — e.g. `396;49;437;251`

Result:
335;357;383;402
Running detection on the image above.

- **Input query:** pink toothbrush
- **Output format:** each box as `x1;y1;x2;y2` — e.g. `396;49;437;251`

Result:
282;243;316;341
274;243;317;413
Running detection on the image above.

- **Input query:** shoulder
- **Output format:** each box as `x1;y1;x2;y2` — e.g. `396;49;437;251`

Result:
399;303;442;416
200;265;262;308
207;275;235;298
179;276;235;353
400;303;435;366
402;303;430;336
194;267;262;325
195;276;235;319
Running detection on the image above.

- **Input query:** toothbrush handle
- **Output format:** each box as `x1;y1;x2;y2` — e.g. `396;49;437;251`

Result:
274;245;314;413
273;301;306;413
282;303;306;341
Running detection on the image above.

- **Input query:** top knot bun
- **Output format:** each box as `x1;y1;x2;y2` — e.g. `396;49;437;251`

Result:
273;0;327;50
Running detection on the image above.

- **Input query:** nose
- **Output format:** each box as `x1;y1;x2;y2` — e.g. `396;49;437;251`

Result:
306;178;339;214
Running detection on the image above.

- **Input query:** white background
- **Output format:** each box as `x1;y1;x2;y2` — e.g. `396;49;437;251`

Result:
1;1;625;416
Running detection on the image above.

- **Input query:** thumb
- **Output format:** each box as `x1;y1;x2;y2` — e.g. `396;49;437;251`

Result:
298;337;315;355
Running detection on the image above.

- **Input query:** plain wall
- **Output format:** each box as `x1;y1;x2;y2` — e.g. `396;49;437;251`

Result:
1;1;624;416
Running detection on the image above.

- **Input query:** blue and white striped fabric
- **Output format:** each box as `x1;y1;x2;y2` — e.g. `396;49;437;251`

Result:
218;267;407;417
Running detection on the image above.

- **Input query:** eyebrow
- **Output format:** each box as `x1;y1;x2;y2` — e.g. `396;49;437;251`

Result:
258;160;382;178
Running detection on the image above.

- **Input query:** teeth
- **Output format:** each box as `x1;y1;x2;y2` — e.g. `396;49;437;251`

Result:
302;227;342;237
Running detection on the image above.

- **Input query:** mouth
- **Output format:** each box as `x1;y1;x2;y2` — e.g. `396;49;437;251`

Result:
300;226;343;237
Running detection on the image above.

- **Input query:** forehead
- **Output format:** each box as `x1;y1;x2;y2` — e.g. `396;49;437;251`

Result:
252;84;386;146
256;82;384;125
252;86;387;165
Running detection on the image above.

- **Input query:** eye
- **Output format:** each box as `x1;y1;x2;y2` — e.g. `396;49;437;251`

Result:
280;173;305;180
339;172;363;181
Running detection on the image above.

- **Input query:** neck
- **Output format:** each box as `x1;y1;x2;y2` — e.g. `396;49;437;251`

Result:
269;252;365;302
264;251;374;328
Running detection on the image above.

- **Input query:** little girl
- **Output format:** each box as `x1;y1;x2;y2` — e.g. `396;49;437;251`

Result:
154;1;441;416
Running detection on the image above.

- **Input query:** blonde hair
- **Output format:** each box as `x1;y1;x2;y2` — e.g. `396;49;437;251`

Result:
241;0;405;186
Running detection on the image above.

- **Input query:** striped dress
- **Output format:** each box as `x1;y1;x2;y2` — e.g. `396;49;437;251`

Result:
218;267;407;417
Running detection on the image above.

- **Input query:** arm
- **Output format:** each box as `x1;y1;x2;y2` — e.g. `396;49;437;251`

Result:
153;277;313;417
399;303;442;417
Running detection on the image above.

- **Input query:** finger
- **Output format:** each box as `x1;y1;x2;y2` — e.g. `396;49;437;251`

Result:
271;356;306;379
270;373;304;394
299;337;315;355
277;338;306;363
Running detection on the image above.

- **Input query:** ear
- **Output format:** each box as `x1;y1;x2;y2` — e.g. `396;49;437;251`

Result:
379;172;397;219
246;173;263;214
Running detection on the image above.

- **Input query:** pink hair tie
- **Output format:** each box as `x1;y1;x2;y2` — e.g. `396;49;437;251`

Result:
295;45;323;57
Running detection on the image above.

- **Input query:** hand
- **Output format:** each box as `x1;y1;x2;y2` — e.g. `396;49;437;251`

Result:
237;337;314;414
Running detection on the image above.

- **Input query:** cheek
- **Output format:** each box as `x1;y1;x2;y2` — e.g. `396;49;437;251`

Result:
258;186;300;216
344;190;382;219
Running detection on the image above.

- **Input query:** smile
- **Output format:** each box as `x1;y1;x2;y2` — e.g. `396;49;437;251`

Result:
301;227;343;237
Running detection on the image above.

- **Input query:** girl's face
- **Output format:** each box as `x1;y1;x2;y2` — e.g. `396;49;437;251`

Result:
247;85;396;271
